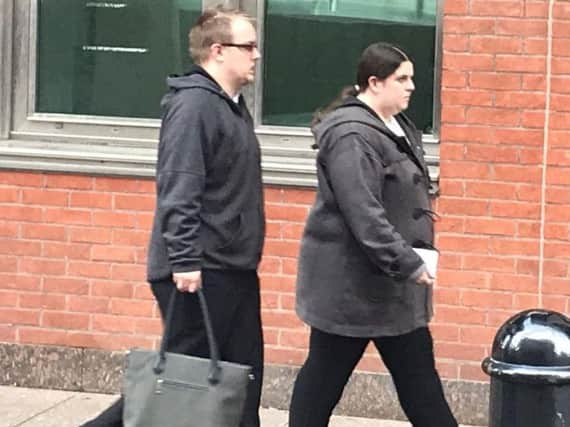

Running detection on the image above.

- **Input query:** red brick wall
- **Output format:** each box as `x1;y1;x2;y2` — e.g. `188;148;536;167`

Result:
2;0;570;386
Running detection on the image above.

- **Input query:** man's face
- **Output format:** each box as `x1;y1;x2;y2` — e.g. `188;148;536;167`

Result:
222;18;261;87
378;61;415;115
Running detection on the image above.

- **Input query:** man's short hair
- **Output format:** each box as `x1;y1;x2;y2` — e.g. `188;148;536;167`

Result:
189;6;253;64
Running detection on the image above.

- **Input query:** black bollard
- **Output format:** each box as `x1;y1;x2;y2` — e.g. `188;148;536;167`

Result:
482;309;570;427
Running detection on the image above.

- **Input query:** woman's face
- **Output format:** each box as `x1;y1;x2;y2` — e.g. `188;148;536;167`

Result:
376;60;415;115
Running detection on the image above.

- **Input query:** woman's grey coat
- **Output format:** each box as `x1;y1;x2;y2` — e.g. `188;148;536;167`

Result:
296;97;436;337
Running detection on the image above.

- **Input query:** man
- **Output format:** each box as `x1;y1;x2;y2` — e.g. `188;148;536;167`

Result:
82;6;265;427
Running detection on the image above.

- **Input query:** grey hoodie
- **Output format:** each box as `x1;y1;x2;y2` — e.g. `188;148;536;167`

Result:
296;97;435;337
147;66;265;282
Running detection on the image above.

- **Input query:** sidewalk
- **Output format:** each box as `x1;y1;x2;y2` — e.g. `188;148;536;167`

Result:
0;385;482;427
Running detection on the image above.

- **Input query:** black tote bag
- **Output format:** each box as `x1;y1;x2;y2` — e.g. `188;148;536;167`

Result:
123;288;252;427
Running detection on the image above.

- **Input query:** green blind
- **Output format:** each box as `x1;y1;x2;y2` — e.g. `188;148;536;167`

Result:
262;0;437;132
36;0;201;119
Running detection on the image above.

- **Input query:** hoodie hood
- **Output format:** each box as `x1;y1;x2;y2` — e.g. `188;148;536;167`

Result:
161;65;242;114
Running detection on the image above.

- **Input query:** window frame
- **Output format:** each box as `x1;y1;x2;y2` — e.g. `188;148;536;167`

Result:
0;0;442;189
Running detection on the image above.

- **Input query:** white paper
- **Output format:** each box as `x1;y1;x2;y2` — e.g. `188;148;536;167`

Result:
413;248;439;278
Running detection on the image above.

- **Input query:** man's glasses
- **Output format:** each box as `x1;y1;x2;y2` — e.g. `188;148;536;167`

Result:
221;42;258;53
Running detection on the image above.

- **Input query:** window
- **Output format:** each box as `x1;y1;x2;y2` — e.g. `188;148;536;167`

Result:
1;0;441;188
37;0;201;118
262;0;438;132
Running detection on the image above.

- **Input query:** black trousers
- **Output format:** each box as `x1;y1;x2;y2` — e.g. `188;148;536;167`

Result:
289;327;458;427
81;269;264;427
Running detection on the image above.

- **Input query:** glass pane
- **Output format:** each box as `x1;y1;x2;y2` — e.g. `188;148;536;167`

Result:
263;0;437;132
36;0;201;118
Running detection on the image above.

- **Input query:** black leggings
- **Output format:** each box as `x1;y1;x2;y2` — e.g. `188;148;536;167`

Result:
289;327;458;427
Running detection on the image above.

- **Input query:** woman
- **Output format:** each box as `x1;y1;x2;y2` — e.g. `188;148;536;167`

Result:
288;42;457;427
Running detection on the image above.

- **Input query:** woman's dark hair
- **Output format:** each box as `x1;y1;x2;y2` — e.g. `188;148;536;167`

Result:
312;42;410;128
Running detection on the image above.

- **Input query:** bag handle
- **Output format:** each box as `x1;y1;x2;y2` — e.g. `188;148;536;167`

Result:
153;288;222;385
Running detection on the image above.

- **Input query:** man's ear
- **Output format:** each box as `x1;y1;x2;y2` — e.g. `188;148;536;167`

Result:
210;43;224;63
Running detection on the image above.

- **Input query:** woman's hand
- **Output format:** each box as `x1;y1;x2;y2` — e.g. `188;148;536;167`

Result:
416;271;435;286
172;271;202;292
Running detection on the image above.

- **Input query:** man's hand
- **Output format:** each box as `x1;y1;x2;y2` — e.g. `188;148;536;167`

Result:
416;270;435;286
173;271;202;293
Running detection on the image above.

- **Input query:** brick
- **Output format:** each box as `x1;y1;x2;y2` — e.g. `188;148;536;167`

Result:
443;0;468;15
463;254;516;273
439;180;464;197
460;326;497;346
0;291;18;307
0;274;41;291
92;211;137;228
542;295;568;312
437;253;462;269
135;212;154;230
441;125;493;143
264;187;283;203
0;257;17;273
91;245;136;263
442;70;468;88
552;57;570;75
489;201;541;219
433;288;461;305
553;39;570;57
263;240;300;258
463;145;518;163
519;147;543;164
261;311;304;329
496;56;546;73
543;260;569;277
22;189;68;206
114;194;155;211
20;258;66;275
440;161;491;179
543;278;570;296
265;347;306;365
133;284;154;300
44;277;89;295
524;38;548;55
496;19;548;37
469;73;522;91
522;75;546;91
437;198;489;216
443;17;496;35
1;206;43;222
444;34;469;52
42;242;91;260
442;89;493;106
444;53;495;71
435;342;487;361
135;318;163;335
0;187;19;202
441;105;466;123
69;192;112;209
466;108;521;126
471;1;522;17
553;21;570;38
525;1;548;18
0;308;40;326
94;177;151;193
546;205;570;222
470;36;522;53
551;94;570;113
265;204;309;223
19;327;68;346
0;221;19;238
490;274;538;292
282;258;298;275
19;293;66;310
282;189;315;205
430;323;460;342
438;235;490;254
435;361;459;380
259;257;281;274
68;261;111;279
547;167;570;185
0;325;15;341
461;290;513;309
544;223;570;240
460;364;489;382
493;165;542;183
0;172;43;187
514;293;539;309
46;174;93;190
439;143;464;160
112;229;149;246
68;295;110;313
21;224;66;241
279;293;296;311
69;227;112;244
554;2;570;19
437;270;490;289
279;330;309;349
544;241;570;259
282;223;305;240
516;259;539;275
489;238;539;256
110;299;155;317
44;208;91;225
42;311;89;330
517;221;541;238
516;185;541;202
92;314;136;333
91;281;134;298
0;240;41;256
110;264;145;281
464;182;517;200
494;92;545;109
